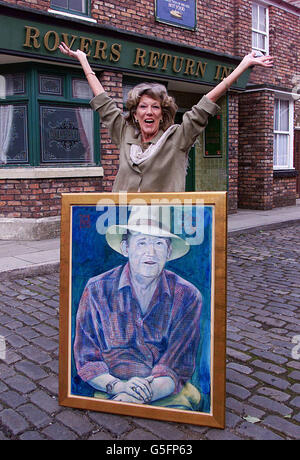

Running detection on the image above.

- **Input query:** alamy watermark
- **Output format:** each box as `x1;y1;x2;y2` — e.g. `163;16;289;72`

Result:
0;335;6;360
291;335;300;360
95;193;207;245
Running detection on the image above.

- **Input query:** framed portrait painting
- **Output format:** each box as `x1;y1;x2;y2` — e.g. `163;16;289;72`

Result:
59;192;227;428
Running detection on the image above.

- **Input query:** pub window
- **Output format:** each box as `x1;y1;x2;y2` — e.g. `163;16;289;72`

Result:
0;65;99;167
0;73;28;164
50;0;90;16
273;97;294;170
252;2;269;55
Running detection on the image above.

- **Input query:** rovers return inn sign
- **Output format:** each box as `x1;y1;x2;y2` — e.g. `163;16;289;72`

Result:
0;4;250;89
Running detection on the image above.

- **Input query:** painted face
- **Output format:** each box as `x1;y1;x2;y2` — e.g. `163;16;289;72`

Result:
135;95;163;142
122;233;172;281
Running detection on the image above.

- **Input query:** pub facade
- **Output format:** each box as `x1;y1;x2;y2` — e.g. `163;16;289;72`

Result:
0;0;299;239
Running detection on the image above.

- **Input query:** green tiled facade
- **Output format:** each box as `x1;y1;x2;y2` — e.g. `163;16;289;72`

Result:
195;96;227;192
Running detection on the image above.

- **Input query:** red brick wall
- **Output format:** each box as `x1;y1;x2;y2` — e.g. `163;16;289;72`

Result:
0;177;102;218
91;0;237;55
237;2;300;209
273;176;297;207
228;93;239;213
234;0;252;57
4;0;49;12
238;90;275;210
244;6;299;89
98;71;123;192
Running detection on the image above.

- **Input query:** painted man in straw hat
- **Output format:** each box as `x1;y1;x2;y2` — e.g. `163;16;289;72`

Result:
74;206;202;410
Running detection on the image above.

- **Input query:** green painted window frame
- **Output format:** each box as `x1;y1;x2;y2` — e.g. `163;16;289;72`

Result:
50;0;91;18
0;63;100;167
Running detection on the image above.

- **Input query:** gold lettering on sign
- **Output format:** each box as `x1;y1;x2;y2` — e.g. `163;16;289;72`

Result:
195;61;207;78
110;43;122;62
61;34;78;49
221;66;233;79
214;65;221;80
214;65;234;80
172;56;184;73
21;25;233;85
133;48;207;79
148;51;160;69
184;58;195;75
44;30;59;51
23;26;41;49
93;40;108;60
134;48;147;67
160;53;172;71
80;37;93;56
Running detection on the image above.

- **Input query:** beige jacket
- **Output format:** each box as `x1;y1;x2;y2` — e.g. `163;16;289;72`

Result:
90;92;219;192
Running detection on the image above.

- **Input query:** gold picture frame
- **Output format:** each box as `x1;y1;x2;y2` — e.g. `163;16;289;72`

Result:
59;192;227;428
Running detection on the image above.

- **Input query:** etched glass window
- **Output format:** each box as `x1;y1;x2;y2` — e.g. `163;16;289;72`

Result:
40;105;94;163
39;75;63;96
1;105;28;164
72;78;93;99
0;74;25;97
0;67;98;167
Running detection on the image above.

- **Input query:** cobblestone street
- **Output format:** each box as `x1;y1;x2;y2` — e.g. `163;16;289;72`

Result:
0;223;299;441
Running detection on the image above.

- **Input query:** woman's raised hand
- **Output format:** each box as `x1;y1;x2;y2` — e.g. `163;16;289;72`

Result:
242;50;274;69
59;42;88;62
59;42;104;96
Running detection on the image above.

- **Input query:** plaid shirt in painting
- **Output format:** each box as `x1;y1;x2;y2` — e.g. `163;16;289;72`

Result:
74;263;202;393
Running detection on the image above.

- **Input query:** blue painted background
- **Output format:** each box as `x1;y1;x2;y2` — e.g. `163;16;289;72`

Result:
70;204;213;413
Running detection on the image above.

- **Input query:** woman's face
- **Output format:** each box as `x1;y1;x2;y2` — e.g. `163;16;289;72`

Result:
135;94;162;142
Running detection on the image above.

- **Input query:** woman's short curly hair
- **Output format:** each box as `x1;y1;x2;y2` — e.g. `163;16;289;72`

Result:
124;82;178;132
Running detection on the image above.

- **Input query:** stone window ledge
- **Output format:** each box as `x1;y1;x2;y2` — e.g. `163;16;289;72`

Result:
273;169;299;178
47;9;97;23
0;167;104;180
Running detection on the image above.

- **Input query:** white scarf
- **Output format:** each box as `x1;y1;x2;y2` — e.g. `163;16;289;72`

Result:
130;125;177;165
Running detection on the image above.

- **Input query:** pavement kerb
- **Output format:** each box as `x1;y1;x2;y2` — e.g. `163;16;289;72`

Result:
0;262;60;281
227;217;300;236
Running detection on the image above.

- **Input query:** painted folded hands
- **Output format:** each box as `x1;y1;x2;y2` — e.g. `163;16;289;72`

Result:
111;376;155;403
